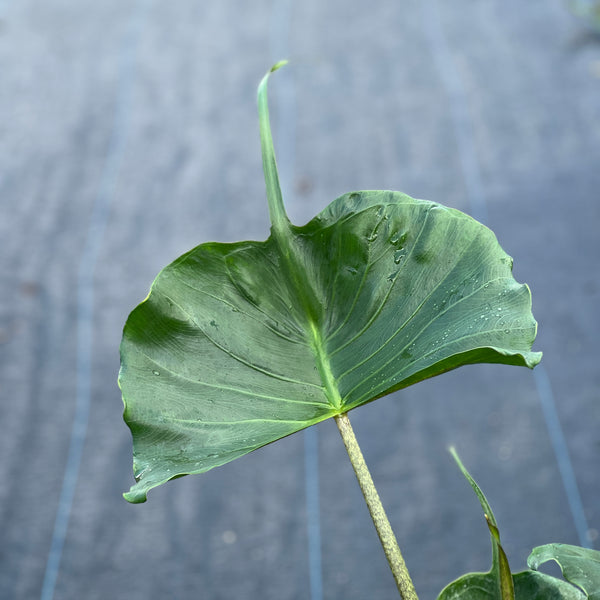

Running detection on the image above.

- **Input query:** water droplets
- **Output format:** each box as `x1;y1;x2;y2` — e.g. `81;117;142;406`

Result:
135;467;149;481
345;266;358;275
429;203;447;212
152;370;160;376
393;250;405;264
366;231;378;243
390;231;408;246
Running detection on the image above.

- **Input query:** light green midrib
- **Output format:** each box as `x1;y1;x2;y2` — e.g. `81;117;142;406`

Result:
308;320;343;410
258;63;341;412
273;235;343;411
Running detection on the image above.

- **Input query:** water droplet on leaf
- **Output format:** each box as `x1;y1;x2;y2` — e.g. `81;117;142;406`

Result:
393;250;405;264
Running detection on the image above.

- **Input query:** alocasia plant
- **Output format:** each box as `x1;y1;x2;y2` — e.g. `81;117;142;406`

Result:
119;61;547;598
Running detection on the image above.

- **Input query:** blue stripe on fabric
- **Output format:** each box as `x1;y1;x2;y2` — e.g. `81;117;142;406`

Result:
534;365;592;548
304;426;324;600
39;3;153;599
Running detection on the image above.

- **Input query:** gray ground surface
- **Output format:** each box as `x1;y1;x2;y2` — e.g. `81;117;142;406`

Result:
1;1;598;599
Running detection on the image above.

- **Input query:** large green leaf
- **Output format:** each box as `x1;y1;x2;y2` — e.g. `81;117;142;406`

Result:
528;544;600;599
438;452;586;600
119;63;541;503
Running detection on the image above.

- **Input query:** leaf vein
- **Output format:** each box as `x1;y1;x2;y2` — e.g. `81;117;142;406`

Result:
162;295;323;390
170;274;307;346
343;276;517;404
338;229;481;384
330;208;434;352
137;352;327;407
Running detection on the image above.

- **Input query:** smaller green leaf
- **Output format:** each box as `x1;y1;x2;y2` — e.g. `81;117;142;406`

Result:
438;572;499;600
513;571;586;599
438;452;588;600
438;449;514;600
528;544;600;599
438;571;585;600
451;449;514;600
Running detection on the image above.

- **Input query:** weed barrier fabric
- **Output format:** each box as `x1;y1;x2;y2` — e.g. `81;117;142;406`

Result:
0;2;597;599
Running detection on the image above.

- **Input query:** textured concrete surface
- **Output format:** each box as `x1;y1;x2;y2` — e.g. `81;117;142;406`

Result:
0;1;598;599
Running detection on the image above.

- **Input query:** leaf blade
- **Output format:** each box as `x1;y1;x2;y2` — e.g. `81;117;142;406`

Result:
311;193;541;409
120;65;541;502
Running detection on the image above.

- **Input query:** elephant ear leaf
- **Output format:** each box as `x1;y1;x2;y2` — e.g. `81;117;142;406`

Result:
119;62;542;503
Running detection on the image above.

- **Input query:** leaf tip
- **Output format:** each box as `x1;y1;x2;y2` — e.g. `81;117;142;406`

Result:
270;59;289;73
123;487;148;504
527;351;543;369
448;445;463;468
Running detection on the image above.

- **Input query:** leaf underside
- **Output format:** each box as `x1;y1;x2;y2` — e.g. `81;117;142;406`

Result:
120;190;541;502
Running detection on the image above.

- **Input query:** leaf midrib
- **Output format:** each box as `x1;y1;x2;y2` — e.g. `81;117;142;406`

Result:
273;231;343;412
308;319;343;410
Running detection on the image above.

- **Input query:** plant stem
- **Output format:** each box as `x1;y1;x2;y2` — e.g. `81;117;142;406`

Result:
334;412;419;600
